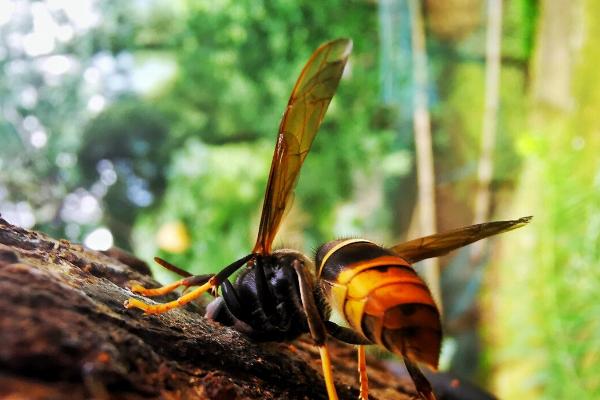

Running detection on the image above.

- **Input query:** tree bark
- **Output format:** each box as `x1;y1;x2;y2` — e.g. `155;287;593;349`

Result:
0;218;418;400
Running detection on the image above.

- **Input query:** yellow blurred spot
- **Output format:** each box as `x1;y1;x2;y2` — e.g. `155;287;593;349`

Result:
156;221;190;253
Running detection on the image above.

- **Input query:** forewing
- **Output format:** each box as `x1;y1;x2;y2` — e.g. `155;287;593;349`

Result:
390;216;532;263
253;38;353;254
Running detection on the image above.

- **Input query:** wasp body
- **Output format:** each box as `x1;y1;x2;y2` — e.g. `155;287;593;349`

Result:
317;239;441;368
125;38;530;400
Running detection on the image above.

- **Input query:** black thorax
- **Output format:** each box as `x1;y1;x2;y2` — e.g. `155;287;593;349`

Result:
205;252;313;342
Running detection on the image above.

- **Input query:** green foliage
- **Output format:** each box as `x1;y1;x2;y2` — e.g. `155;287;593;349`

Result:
79;99;172;248
80;99;171;185
135;0;391;275
0;0;173;239
488;2;600;398
134;139;271;280
503;0;539;60
163;0;379;143
494;118;600;400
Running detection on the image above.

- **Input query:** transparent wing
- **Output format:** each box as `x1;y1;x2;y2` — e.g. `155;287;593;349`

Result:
389;216;532;263
253;38;352;254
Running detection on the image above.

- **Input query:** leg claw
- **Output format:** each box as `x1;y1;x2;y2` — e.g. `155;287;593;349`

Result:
124;297;156;314
129;283;147;294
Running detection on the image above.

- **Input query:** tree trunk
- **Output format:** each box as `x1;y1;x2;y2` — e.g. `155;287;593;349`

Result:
470;0;503;262
0;217;419;400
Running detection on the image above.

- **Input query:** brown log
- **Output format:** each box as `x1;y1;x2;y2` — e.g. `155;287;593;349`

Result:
0;218;417;400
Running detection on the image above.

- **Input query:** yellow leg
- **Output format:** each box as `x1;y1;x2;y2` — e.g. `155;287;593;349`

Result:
318;345;339;400
129;278;189;297
357;345;369;400
124;279;215;314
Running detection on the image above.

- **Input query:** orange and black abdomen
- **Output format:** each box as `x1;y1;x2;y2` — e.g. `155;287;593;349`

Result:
316;239;442;368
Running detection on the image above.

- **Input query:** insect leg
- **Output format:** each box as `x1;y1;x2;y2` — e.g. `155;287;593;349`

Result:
292;260;338;400
325;321;372;345
220;279;245;321
324;322;371;399
318;345;338;400
403;356;436;400
358;345;369;400
129;274;213;297
124;254;254;314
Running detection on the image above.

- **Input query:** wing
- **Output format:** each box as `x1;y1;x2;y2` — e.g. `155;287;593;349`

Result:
389;216;532;263
253;38;353;254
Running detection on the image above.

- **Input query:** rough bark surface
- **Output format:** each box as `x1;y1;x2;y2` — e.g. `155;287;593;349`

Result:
0;218;419;400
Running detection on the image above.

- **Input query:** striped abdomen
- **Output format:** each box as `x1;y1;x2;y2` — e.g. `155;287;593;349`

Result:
316;239;442;368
